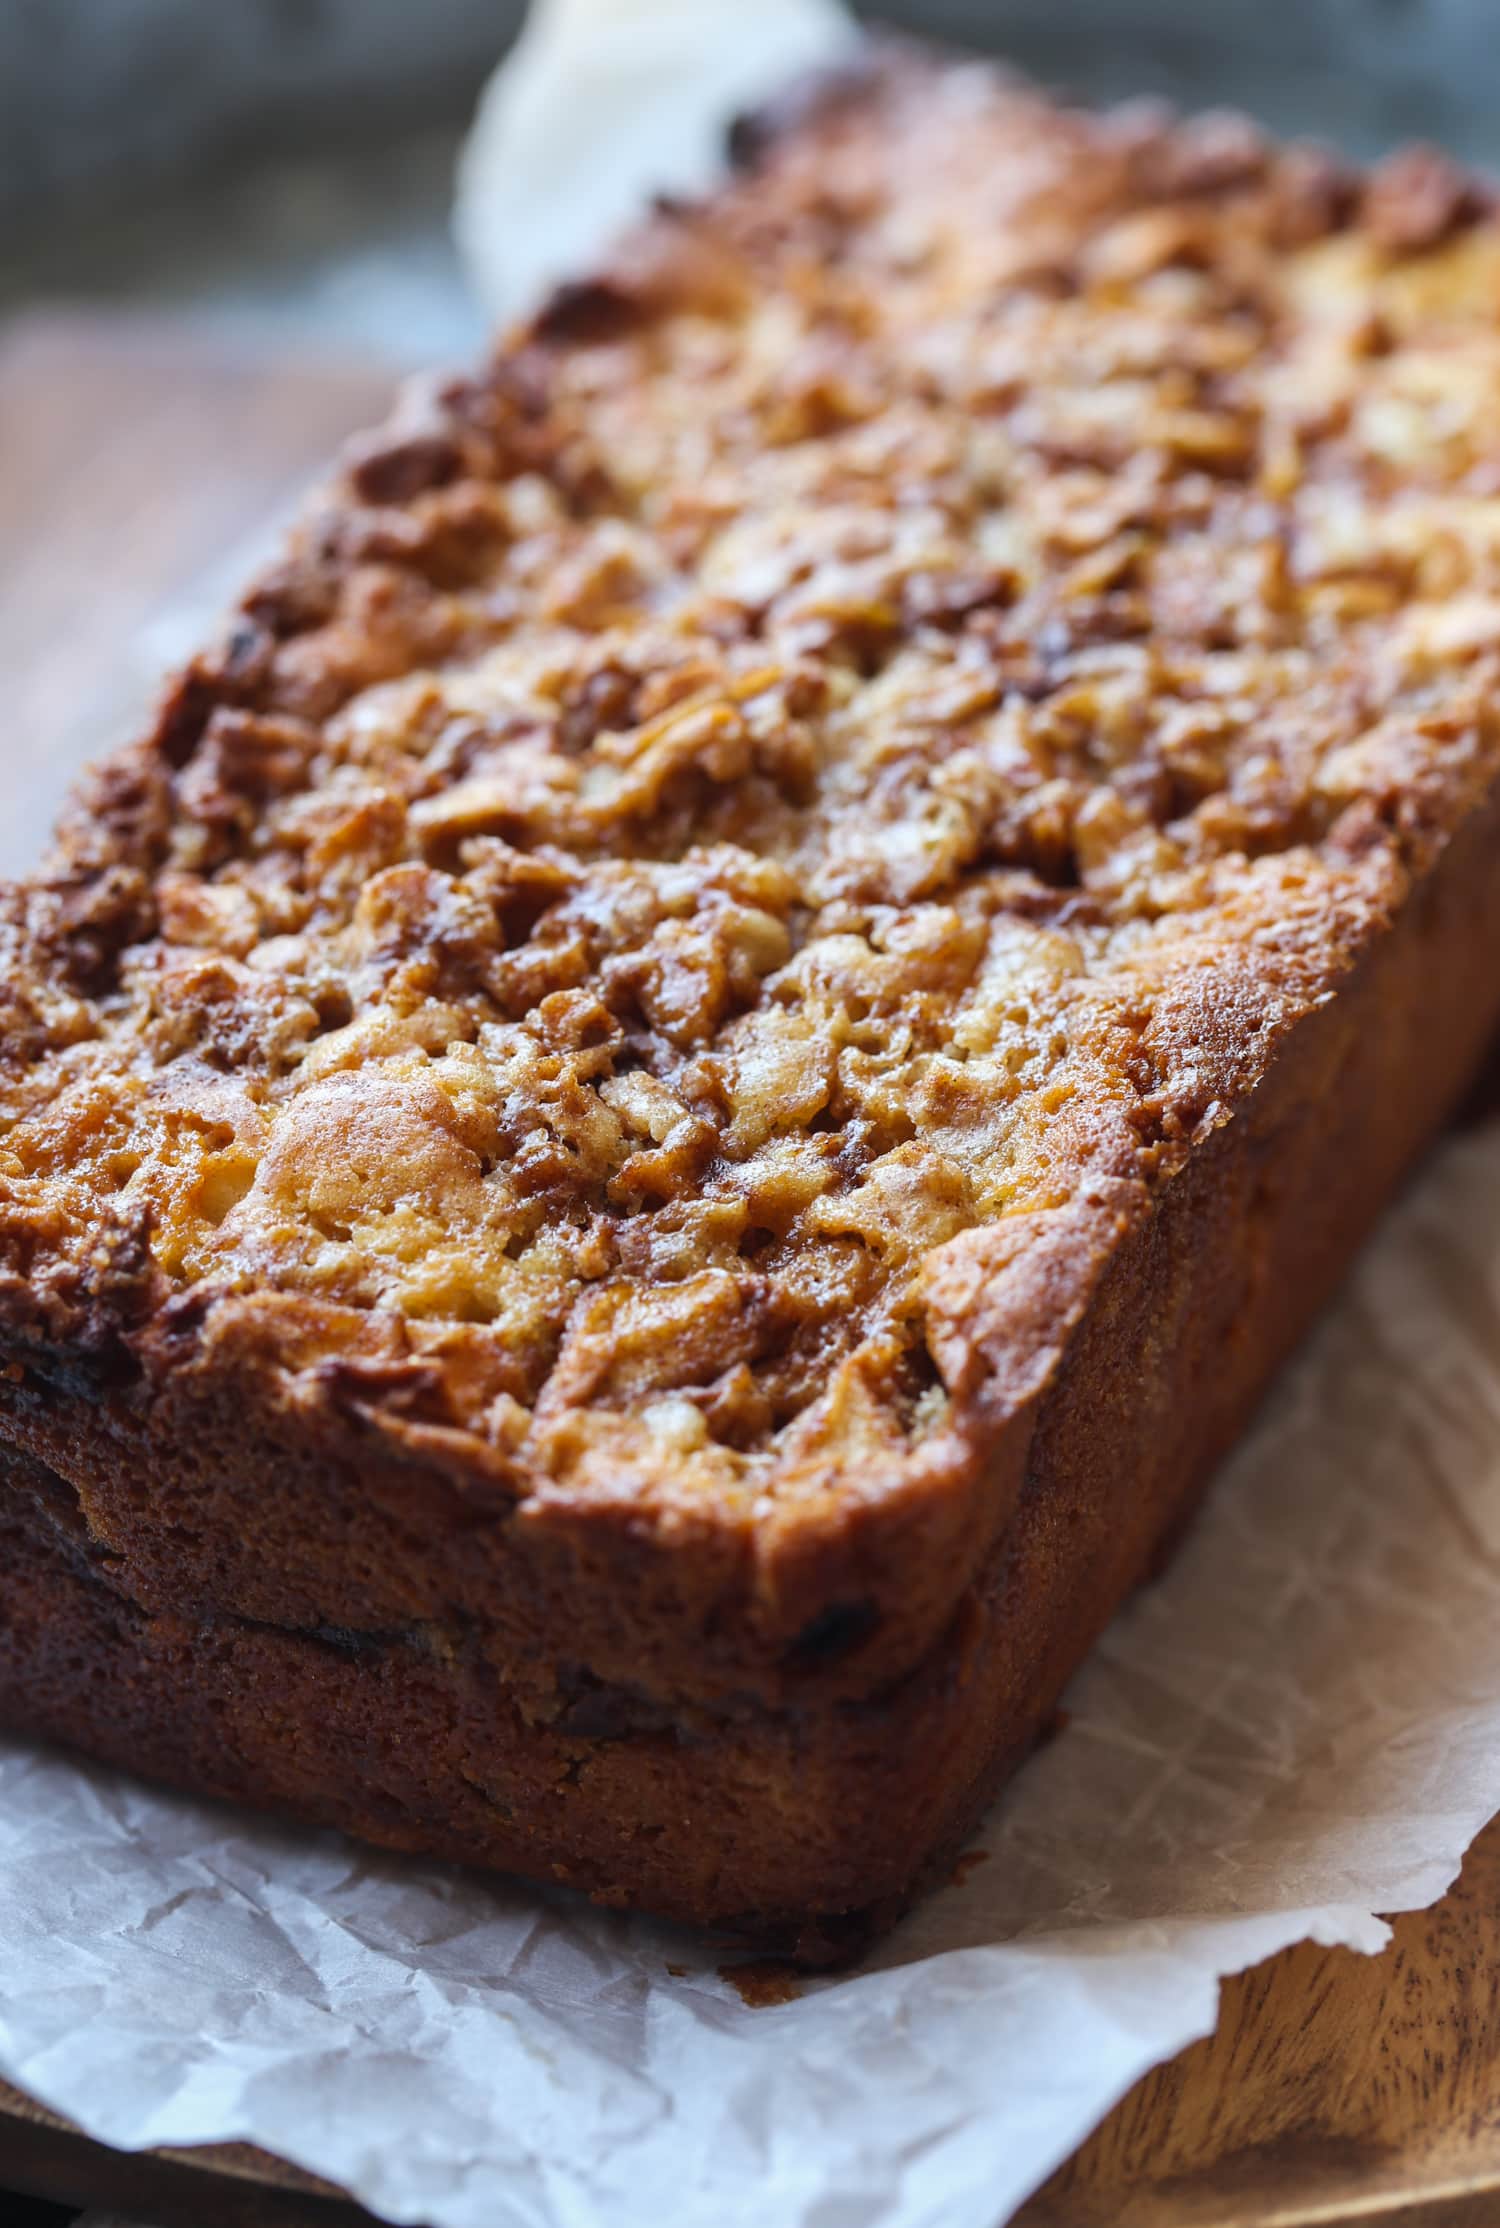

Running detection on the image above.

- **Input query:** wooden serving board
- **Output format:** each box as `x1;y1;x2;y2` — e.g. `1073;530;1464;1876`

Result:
4;307;1500;2228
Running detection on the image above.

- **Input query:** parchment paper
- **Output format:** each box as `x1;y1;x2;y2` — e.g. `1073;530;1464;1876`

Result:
8;7;1500;2225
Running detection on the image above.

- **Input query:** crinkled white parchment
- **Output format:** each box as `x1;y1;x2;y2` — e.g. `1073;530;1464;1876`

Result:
5;1126;1500;2228
8;6;1500;2222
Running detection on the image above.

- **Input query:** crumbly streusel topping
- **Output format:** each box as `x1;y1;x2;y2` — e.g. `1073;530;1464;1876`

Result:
6;51;1500;1503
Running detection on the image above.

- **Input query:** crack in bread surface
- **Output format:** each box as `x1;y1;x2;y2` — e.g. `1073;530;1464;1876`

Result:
6;52;1500;1505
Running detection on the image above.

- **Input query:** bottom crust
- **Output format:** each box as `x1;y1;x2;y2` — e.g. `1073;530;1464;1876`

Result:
4;778;1500;1955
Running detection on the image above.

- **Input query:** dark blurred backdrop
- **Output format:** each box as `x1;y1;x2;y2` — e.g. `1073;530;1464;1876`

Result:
5;0;1500;364
8;0;1500;216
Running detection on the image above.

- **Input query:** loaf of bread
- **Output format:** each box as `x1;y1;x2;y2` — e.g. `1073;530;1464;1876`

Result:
5;46;1500;1959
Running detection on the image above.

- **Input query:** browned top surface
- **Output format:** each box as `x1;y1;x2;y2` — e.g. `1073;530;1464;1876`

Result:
6;49;1500;1536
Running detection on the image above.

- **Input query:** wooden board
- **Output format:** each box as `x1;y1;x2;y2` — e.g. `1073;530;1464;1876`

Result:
4;306;1500;2228
1023;1812;1500;2227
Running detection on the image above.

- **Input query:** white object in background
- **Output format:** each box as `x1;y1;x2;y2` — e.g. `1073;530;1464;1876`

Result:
455;0;861;326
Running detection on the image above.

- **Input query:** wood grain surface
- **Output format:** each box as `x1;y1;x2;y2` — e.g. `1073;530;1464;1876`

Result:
3;306;1500;2228
1022;1812;1500;2226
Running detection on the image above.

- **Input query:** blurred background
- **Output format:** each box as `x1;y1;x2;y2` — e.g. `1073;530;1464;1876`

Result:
6;0;1500;366
4;0;1500;881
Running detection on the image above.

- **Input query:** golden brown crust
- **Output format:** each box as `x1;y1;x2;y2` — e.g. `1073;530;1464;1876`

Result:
7;44;1500;1939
